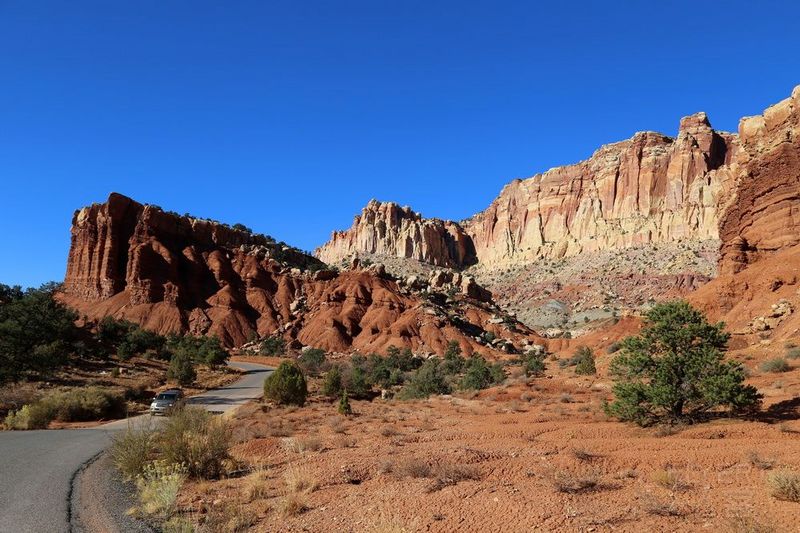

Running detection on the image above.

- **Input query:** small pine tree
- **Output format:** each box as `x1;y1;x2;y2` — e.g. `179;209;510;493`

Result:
573;346;597;375
605;300;761;425
442;341;465;375
263;362;307;406
167;351;196;386
322;365;343;398
338;389;353;415
520;352;546;377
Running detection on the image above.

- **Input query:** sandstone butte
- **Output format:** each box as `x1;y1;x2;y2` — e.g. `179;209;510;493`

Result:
60;193;536;353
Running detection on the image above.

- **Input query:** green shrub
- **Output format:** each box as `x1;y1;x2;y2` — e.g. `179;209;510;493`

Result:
322;365;343;398
459;356;503;390
489;362;505;384
520;352;546;377
298;348;326;376
111;425;156;480
787;347;800;360
760;358;790;373
167;351;197;386
399;358;450;399
263;362;307;406
338;389;353;415
343;365;370;398
385;345;421;371
260;336;286;356
605;300;761;426
573;346;597;375
158;407;231;479
168;335;228;368
442;341;465;375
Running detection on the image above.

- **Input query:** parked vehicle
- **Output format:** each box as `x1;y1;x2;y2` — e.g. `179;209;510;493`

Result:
149;388;185;416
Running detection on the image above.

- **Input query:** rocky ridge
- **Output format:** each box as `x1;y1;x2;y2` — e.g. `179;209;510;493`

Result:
61;193;536;354
317;199;475;268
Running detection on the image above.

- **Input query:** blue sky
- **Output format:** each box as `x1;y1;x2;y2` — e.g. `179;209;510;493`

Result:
2;1;799;287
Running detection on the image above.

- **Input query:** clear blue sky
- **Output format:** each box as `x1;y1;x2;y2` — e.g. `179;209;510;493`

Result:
2;1;799;288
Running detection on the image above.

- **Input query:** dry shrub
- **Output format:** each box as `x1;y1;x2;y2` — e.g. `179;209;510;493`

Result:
329;417;348;434
284;466;318;494
136;461;187;517
291;436;323;453
652;469;689;491
572;448;599;462
726;510;776;533
550;468;599;493
559;393;574;403
394;458;432;479
265;418;294;437
747;451;775;470
245;464;271;501
767;470;800;502
642;493;684;516
202;502;258;532
159;407;232;479
426;463;481;492
380;425;401;437
111;421;156;480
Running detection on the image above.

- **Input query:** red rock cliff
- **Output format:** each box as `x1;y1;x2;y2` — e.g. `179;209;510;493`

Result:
62;193;535;353
718;86;800;274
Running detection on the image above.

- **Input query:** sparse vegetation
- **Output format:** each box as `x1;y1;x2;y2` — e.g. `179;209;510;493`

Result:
4;387;126;429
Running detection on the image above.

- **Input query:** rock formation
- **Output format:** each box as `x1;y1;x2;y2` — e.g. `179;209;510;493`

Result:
463;113;737;266
317;113;737;268
316;200;476;268
718;86;800;274
690;86;800;339
61;193;535;354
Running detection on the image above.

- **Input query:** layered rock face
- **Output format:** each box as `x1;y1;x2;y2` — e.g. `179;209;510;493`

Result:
718;86;800;274
317;200;476;268
464;113;737;266
62;193;534;353
318;114;737;269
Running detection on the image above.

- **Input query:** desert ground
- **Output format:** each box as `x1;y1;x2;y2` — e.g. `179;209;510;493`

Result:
172;353;800;532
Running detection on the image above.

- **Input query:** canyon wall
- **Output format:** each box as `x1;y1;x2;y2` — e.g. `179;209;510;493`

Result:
718;86;800;274
62;193;534;353
317;113;738;269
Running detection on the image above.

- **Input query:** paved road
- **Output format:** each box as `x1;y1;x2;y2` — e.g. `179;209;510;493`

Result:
0;361;271;533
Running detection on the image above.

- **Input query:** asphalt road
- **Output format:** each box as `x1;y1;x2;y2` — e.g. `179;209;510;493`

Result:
0;361;271;533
